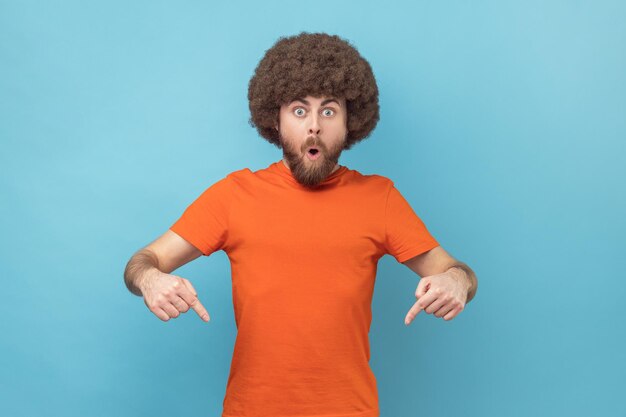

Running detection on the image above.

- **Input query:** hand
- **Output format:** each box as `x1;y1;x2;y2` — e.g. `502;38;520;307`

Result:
138;269;210;323
404;268;469;325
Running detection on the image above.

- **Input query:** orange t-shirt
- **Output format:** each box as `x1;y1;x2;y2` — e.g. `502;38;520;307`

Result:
169;160;439;417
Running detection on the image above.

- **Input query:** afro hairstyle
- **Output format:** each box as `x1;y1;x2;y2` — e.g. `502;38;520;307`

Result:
247;32;380;150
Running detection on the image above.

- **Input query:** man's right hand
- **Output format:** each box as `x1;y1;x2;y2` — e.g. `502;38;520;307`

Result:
138;269;210;323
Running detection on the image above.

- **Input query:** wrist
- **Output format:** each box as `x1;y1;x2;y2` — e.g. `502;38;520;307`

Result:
137;268;160;294
448;266;471;292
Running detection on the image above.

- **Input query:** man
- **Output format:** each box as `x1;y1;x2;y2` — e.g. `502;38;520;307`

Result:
124;32;478;417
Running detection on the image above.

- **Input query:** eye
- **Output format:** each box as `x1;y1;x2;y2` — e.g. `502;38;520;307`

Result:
293;107;306;117
322;108;335;117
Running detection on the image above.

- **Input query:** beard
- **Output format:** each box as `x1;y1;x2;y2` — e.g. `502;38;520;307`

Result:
279;130;347;189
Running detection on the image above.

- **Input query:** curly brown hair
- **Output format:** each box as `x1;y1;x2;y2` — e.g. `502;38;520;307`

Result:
247;32;379;150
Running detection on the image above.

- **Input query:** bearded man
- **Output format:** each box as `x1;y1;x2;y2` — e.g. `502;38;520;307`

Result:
124;31;478;417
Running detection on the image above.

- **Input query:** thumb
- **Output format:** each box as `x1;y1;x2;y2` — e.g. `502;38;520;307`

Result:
416;277;430;299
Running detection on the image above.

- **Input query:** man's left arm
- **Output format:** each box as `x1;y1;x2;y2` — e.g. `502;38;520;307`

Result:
401;246;478;324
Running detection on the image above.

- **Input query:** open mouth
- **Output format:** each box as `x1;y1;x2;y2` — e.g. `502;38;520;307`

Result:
306;147;321;160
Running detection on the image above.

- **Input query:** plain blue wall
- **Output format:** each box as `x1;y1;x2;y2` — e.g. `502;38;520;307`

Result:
1;1;624;416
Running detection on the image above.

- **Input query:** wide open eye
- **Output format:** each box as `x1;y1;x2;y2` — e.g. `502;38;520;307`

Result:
294;107;305;116
322;108;335;117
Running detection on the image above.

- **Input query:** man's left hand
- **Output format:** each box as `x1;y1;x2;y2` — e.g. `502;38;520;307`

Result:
404;268;470;324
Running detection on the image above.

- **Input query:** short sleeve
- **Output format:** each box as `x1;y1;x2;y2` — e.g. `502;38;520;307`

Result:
169;176;233;256
384;182;439;263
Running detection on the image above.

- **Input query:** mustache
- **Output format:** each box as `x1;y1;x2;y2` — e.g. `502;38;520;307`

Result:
303;136;324;151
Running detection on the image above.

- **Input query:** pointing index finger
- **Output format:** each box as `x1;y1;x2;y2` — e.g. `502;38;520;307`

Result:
405;300;424;325
189;297;210;322
180;279;211;322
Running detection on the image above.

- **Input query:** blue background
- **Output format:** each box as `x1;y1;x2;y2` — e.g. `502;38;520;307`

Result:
1;1;624;416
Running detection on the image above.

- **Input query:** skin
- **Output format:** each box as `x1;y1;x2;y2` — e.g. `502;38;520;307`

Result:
275;95;348;188
137;267;210;322
401;246;478;324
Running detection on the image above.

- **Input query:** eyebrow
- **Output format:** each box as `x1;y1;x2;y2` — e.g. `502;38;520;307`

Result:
290;97;341;107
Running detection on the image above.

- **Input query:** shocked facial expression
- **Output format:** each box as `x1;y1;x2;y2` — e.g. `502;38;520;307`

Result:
276;95;348;188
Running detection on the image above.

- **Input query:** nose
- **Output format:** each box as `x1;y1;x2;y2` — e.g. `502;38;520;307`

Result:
308;112;321;136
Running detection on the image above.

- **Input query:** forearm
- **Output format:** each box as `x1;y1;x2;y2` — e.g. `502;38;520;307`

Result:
447;262;478;303
124;249;161;297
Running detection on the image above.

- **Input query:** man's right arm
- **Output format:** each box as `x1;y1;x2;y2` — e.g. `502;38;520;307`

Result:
124;229;203;296
124;248;161;296
123;230;210;322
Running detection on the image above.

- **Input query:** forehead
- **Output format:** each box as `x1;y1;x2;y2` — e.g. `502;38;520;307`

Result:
286;95;344;106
